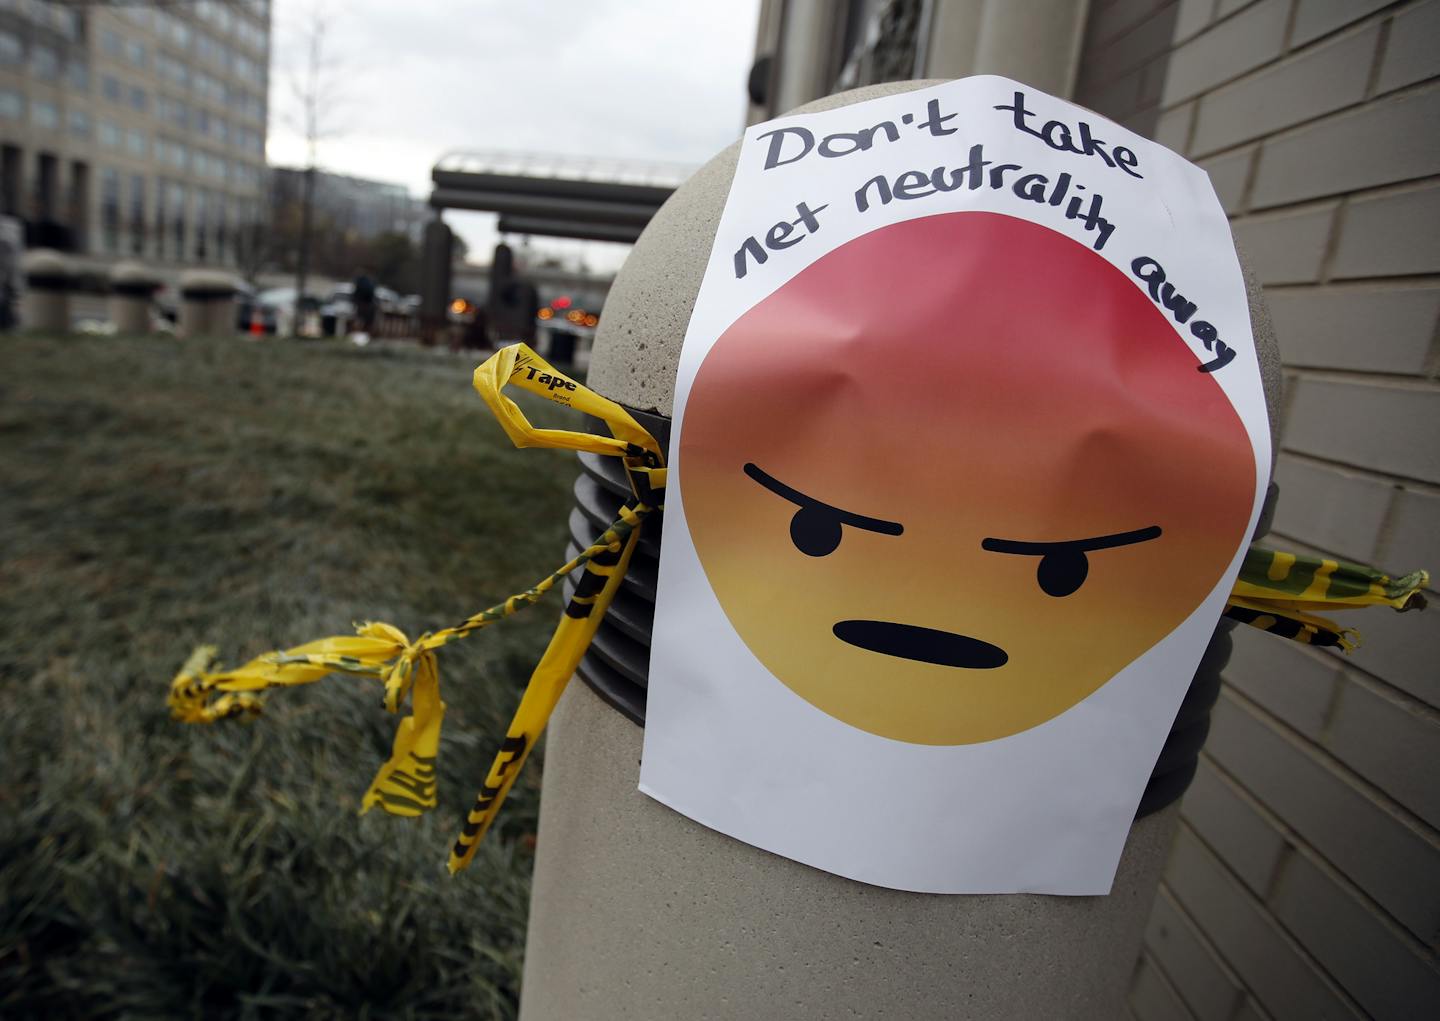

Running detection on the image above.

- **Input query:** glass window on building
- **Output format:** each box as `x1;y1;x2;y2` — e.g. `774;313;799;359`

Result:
234;55;259;84
168;181;187;256
168;15;192;50
164;140;188;171
0;88;21;120
98;119;120;147
197;1;233;32
193;189;208;258
126;39;146;68
128;85;146;112
101;168;121;254
67;108;90;139
196;72;225;105
102;75;122;102
158;52;190;87
232;197;257;266
31;44;59;80
153;176;167;260
159;95;190;130
214;196;228;264
125;130;147;159
128;173;146;255
117;4;150;29
0;30;21;66
101;29;123;57
65;60;88;91
236;17;266;55
30;98;59;130
196;32;230;69
49;2;80;39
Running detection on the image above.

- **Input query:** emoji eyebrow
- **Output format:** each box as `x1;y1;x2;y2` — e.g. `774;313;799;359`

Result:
981;525;1162;556
743;463;904;536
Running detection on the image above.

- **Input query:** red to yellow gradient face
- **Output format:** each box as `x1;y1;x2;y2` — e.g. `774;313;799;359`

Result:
680;212;1256;745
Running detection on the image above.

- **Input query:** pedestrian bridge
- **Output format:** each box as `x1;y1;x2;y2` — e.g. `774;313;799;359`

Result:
429;152;695;245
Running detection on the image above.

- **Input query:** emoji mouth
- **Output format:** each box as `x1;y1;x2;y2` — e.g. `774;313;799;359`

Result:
832;620;1009;670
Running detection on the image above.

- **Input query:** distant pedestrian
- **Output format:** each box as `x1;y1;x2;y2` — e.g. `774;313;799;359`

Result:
352;269;377;337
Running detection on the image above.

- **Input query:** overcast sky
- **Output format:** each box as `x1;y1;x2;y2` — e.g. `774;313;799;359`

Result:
265;0;761;269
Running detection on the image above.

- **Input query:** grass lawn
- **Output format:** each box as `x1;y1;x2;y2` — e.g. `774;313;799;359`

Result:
0;333;585;1019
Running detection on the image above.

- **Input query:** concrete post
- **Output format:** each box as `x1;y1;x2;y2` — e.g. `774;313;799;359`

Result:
419;217;454;346
178;269;237;340
771;0;843;113
20;248;75;333
109;261;161;335
521;81;1282;1021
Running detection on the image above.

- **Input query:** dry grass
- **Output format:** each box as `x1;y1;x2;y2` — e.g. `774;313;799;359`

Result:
0;333;583;1019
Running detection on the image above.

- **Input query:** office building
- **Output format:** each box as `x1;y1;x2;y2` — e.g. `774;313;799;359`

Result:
0;0;270;267
270;165;428;244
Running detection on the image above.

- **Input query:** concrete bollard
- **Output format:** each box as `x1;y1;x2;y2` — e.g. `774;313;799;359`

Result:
109;261;162;335
20;248;76;333
178;269;237;339
519;81;1285;1021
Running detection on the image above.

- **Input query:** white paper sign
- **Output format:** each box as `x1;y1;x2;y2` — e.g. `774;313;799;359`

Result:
638;77;1270;894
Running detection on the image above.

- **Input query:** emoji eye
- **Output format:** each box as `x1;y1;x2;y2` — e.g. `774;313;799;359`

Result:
983;525;1161;598
1037;550;1089;597
790;506;844;557
744;462;903;557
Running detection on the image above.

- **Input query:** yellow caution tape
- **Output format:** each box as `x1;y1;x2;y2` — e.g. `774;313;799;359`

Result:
1222;547;1427;650
166;342;1426;872
168;344;664;873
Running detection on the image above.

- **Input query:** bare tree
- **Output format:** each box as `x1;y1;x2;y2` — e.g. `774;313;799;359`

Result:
283;3;343;332
231;189;274;286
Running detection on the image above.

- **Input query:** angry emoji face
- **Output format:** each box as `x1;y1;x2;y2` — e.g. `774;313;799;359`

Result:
680;212;1255;745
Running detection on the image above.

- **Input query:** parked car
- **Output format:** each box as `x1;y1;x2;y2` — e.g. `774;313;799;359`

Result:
235;281;279;335
323;283;402;317
320;284;355;324
320;283;404;335
258;286;324;337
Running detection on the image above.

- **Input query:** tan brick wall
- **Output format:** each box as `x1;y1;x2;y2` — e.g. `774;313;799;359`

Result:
1077;1;1440;1018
